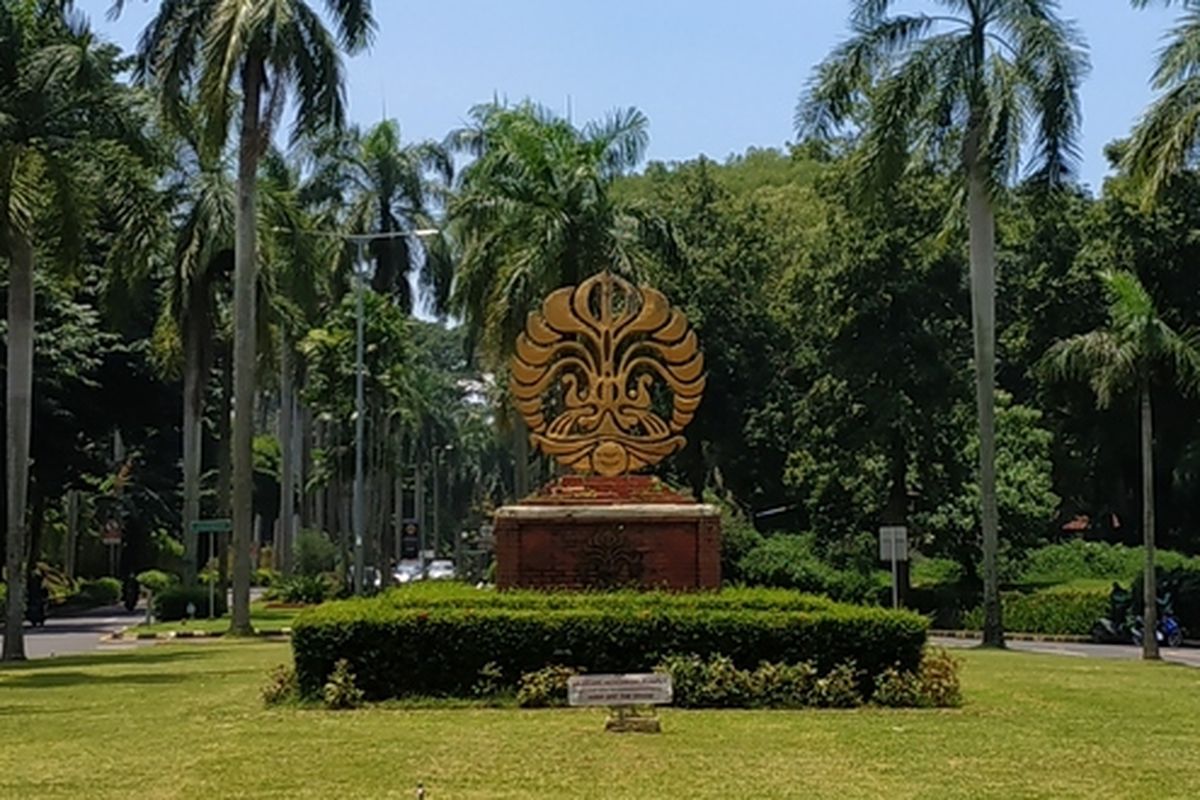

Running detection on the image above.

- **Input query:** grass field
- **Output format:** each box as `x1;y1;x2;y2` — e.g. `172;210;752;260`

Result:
133;603;302;634
1;642;1198;799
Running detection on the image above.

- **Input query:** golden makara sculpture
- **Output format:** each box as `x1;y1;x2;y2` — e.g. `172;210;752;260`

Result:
510;272;705;477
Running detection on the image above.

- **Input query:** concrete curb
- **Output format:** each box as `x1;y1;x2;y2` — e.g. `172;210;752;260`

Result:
930;629;1093;643
107;627;292;642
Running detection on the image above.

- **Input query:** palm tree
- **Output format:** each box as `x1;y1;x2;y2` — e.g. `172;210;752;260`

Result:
1045;270;1200;659
1;0;145;660
447;102;670;496
123;0;375;633
1126;2;1200;196
798;0;1088;647
448;101;667;361
303;119;454;314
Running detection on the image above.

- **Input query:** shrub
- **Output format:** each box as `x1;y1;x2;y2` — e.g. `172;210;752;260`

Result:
516;665;579;708
473;662;505;698
254;568;280;588
737;534;887;603
910;556;964;588
872;648;962;708
154;585;228;621
268;574;336;605
963;587;1107;635
262;665;298;706
813;661;861;708
656;655;862;709
322;659;364;710
377;583;839;613
873;667;924;708
917;648;962;708
295;530;338;577
136;569;176;596
73;577;122;608
1017;540;1199;586
290;591;927;701
718;502;764;583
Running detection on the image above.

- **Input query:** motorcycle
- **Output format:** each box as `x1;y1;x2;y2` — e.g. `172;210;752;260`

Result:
1131;608;1184;648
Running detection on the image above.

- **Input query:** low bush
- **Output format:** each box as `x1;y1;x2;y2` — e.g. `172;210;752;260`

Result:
910;557;964;588
291;591;927;701
153;585;228;621
1017;540;1200;586
873;648;961;708
295;530;338;577
267;574;337;605
136;570;176;596
516;665;579;708
72;577;122;608
322;659;364;710
962;587;1108;635
262;665;298;707
254;568;280;588
737;534;888;604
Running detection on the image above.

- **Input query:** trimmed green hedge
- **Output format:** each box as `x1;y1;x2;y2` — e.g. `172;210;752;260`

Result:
371;583;839;612
154;585;228;621
291;589;927;701
963;587;1108;635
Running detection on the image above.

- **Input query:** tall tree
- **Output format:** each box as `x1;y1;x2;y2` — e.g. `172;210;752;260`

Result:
125;0;375;633
1045;270;1200;659
448;102;670;495
1;0;144;660
798;0;1088;646
303;119;454;314
1127;3;1200;197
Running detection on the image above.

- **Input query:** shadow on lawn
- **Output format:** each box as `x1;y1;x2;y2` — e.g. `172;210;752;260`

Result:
0;648;207;672
0;670;189;689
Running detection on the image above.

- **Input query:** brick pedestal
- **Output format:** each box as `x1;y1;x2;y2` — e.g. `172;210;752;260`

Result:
494;501;721;591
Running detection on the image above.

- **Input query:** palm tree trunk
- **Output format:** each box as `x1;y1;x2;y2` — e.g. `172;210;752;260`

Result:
1140;382;1159;660
217;344;232;594
181;310;204;586
230;56;264;635
4;228;34;661
278;338;295;576
967;155;1003;648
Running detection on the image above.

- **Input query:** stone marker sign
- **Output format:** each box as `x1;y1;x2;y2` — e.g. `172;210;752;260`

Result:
568;673;672;733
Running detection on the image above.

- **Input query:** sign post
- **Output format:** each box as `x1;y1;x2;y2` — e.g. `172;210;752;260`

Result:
191;519;232;618
878;525;909;610
567;673;673;733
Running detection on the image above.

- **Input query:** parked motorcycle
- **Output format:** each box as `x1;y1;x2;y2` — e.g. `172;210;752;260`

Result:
1130;607;1184;648
1092;583;1186;647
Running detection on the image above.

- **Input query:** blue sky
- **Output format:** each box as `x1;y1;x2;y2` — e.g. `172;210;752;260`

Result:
96;1;1178;193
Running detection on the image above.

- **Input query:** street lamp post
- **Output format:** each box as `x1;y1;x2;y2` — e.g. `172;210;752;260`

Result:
348;228;440;595
352;238;367;595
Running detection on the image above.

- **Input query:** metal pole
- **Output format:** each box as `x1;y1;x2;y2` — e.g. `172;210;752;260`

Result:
891;541;899;610
353;240;366;595
209;531;215;619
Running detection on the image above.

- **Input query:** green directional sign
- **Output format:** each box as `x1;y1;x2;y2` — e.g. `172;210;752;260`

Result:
190;518;232;534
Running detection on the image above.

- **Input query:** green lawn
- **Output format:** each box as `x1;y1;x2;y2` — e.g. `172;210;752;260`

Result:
1;643;1198;799
132;602;302;634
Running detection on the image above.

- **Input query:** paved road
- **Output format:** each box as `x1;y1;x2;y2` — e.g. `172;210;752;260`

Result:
933;635;1200;668
0;606;146;659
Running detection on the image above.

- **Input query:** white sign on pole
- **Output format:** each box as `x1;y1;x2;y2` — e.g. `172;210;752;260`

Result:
878;525;909;562
567;674;673;707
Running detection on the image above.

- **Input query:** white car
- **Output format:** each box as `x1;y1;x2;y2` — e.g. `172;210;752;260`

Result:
426;559;456;580
392;561;424;585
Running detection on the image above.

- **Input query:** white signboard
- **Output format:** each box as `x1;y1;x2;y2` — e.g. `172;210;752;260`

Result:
567;674;673;707
878;525;909;562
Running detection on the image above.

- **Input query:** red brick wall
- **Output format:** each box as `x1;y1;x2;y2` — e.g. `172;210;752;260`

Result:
495;511;722;591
